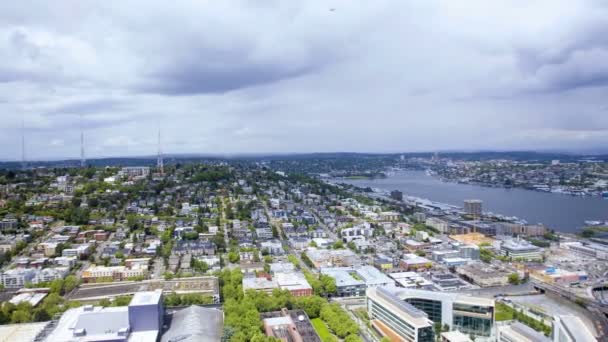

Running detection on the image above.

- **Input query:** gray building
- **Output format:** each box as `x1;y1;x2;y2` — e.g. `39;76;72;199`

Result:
161;306;224;342
464;200;482;217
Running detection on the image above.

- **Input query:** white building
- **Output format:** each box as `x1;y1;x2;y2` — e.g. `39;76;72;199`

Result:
0;269;36;288
552;315;597;342
497;322;551;342
425;217;449;234
32;267;69;284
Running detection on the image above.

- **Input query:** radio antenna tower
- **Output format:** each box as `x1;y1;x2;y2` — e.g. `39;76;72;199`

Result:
21;116;26;170
157;128;164;175
80;114;86;168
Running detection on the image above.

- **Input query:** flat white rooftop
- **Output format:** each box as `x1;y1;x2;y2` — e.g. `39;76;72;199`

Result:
130;289;162;306
0;322;48;342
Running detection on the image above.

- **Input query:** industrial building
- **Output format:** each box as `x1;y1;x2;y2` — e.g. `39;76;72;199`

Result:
456;262;513;287
45;290;164;342
161;306;224;342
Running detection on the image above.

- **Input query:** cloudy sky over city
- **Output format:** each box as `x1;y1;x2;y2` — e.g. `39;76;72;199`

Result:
1;0;608;160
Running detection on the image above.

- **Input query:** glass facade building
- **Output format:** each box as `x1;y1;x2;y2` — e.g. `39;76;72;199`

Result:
367;288;435;342
452;303;494;336
389;288;495;339
405;298;443;324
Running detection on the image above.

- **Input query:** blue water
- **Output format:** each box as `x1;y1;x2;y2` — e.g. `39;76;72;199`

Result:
340;170;608;233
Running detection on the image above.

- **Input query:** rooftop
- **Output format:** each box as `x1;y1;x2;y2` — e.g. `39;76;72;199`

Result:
0;322;49;342
161;306;223;342
130;289;162;306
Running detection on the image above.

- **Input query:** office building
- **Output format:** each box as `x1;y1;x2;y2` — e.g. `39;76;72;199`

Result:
391;288;495;338
426;217;449;234
367;287;435;342
413;212;427;223
391;190;403;201
464;200;482;217
552;315;597;342
119;166;150;179
440;331;472;342
499;240;543;261
321;268;365;297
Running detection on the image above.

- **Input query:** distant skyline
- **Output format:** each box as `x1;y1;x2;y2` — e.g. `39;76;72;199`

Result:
1;1;608;160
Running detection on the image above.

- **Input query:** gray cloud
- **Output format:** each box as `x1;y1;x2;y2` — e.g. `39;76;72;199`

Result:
0;0;608;160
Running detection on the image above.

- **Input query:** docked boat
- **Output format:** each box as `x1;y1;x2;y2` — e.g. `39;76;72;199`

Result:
585;220;603;226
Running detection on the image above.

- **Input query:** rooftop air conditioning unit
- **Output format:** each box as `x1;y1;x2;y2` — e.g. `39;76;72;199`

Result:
73;329;86;337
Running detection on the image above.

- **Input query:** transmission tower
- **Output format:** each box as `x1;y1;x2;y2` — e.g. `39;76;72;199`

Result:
80;114;86;168
21;116;26;170
157;128;164;175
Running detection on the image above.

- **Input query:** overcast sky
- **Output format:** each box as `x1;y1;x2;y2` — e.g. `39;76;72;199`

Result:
1;1;608;160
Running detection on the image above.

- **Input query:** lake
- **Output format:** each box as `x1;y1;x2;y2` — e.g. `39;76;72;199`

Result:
339;170;608;233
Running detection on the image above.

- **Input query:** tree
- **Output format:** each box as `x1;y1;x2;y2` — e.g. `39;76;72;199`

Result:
11;309;31;323
63;276;80;295
320;275;337;295
228;251;240;264
333;240;344;249
347;241;356;251
508;273;521;285
344;335;363;342
434;322;442;340
291;296;326;318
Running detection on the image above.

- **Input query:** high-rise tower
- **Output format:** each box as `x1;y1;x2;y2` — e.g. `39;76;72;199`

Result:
157;128;164;175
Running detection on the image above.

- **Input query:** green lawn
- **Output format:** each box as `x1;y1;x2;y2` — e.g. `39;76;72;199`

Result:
495;302;514;321
311;318;333;340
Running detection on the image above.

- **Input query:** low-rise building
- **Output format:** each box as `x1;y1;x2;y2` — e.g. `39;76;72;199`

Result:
305;249;357;268
242;277;277;294
45;290;163;342
400;254;432;271
82;264;148;283
456;262;512;287
275;272;313;297
497;322;551;342
499;239;543;261
426;217;449;234
0;268;36;288
260;240;284;255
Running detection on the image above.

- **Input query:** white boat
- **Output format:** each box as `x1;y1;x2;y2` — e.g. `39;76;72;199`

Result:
585;220;603;226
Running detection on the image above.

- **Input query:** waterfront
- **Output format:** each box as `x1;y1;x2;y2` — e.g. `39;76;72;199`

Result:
340;170;608;233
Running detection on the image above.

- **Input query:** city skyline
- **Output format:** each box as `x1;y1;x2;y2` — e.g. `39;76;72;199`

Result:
1;1;608;160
